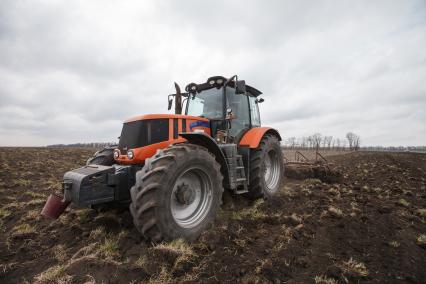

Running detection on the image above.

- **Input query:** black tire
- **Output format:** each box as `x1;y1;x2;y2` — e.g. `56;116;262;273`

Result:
86;147;116;166
130;144;223;242
248;135;284;199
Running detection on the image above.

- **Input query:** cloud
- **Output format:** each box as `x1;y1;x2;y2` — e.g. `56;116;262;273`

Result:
0;0;425;146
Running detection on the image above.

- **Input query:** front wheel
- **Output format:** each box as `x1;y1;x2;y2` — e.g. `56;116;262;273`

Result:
86;146;116;166
130;144;223;242
248;135;284;199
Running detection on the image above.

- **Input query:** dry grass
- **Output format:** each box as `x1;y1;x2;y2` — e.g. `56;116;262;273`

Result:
321;206;343;219
53;244;68;262
328;187;340;197
388;241;400;248
255;259;273;274
339;258;369;277
34;265;70;284
15;179;31;187
136;255;148;269
398;198;410;207
417;234;426;248
26;199;46;206
89;227;105;240
98;236;119;259
416;209;426;218
23;209;42;221
148;265;172;284
272;226;293;253
303;178;323;186
154;239;195;260
233;238;247;248
301;187;313;196
0;207;11;219
152;238;197;275
69;243;98;261
232;199;267;220
75;208;92;223
43;179;61;191
2;202;20;211
314;275;338;284
289;213;303;224
12;223;36;235
23;191;46;199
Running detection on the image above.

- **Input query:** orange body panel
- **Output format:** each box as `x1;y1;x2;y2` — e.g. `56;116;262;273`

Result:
116;114;211;164
115;140;173;165
239;127;281;148
125;114;209;123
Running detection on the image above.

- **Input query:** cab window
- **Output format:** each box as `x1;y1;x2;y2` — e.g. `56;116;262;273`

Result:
249;96;261;127
186;88;223;119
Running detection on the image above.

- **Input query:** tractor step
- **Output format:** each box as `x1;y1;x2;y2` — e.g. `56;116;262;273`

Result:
234;187;249;194
233;155;248;194
219;144;249;194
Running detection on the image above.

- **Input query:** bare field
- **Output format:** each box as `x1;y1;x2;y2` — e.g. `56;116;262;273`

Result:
0;147;425;283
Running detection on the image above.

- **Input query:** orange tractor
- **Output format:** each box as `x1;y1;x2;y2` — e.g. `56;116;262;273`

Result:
42;75;284;241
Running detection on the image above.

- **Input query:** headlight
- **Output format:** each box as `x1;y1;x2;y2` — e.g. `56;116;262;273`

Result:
113;150;120;159
127;150;134;160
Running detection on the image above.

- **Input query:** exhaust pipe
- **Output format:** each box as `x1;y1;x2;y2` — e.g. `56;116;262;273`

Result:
174;82;182;114
41;194;70;219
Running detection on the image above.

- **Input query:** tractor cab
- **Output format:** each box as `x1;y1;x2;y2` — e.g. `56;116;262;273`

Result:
170;75;264;143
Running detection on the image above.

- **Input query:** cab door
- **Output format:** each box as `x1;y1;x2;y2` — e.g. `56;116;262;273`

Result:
227;87;251;139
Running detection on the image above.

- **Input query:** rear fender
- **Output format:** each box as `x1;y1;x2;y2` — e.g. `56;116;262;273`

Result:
178;132;230;186
238;127;282;148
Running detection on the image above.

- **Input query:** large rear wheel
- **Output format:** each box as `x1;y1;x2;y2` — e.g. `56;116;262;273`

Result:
248;135;284;199
130;144;223;242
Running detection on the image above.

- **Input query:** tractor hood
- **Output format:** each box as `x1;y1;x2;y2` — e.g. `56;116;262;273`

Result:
124;114;209;123
115;114;211;165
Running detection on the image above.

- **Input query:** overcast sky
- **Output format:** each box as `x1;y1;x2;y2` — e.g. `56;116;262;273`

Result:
1;0;425;147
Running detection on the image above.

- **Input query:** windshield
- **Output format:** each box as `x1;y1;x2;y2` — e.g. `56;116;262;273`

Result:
186;88;223;119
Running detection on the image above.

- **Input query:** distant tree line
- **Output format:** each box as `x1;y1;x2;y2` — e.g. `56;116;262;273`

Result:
47;136;425;153
361;146;426;153
46;142;116;148
282;132;361;151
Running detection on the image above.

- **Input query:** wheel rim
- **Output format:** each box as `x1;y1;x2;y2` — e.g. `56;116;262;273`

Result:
170;167;213;228
264;149;281;192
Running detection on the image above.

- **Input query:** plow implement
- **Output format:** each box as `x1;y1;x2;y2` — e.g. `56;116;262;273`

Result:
284;150;340;182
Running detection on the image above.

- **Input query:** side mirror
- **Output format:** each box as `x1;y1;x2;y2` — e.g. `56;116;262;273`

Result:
256;98;264;103
168;95;173;110
235;80;246;94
